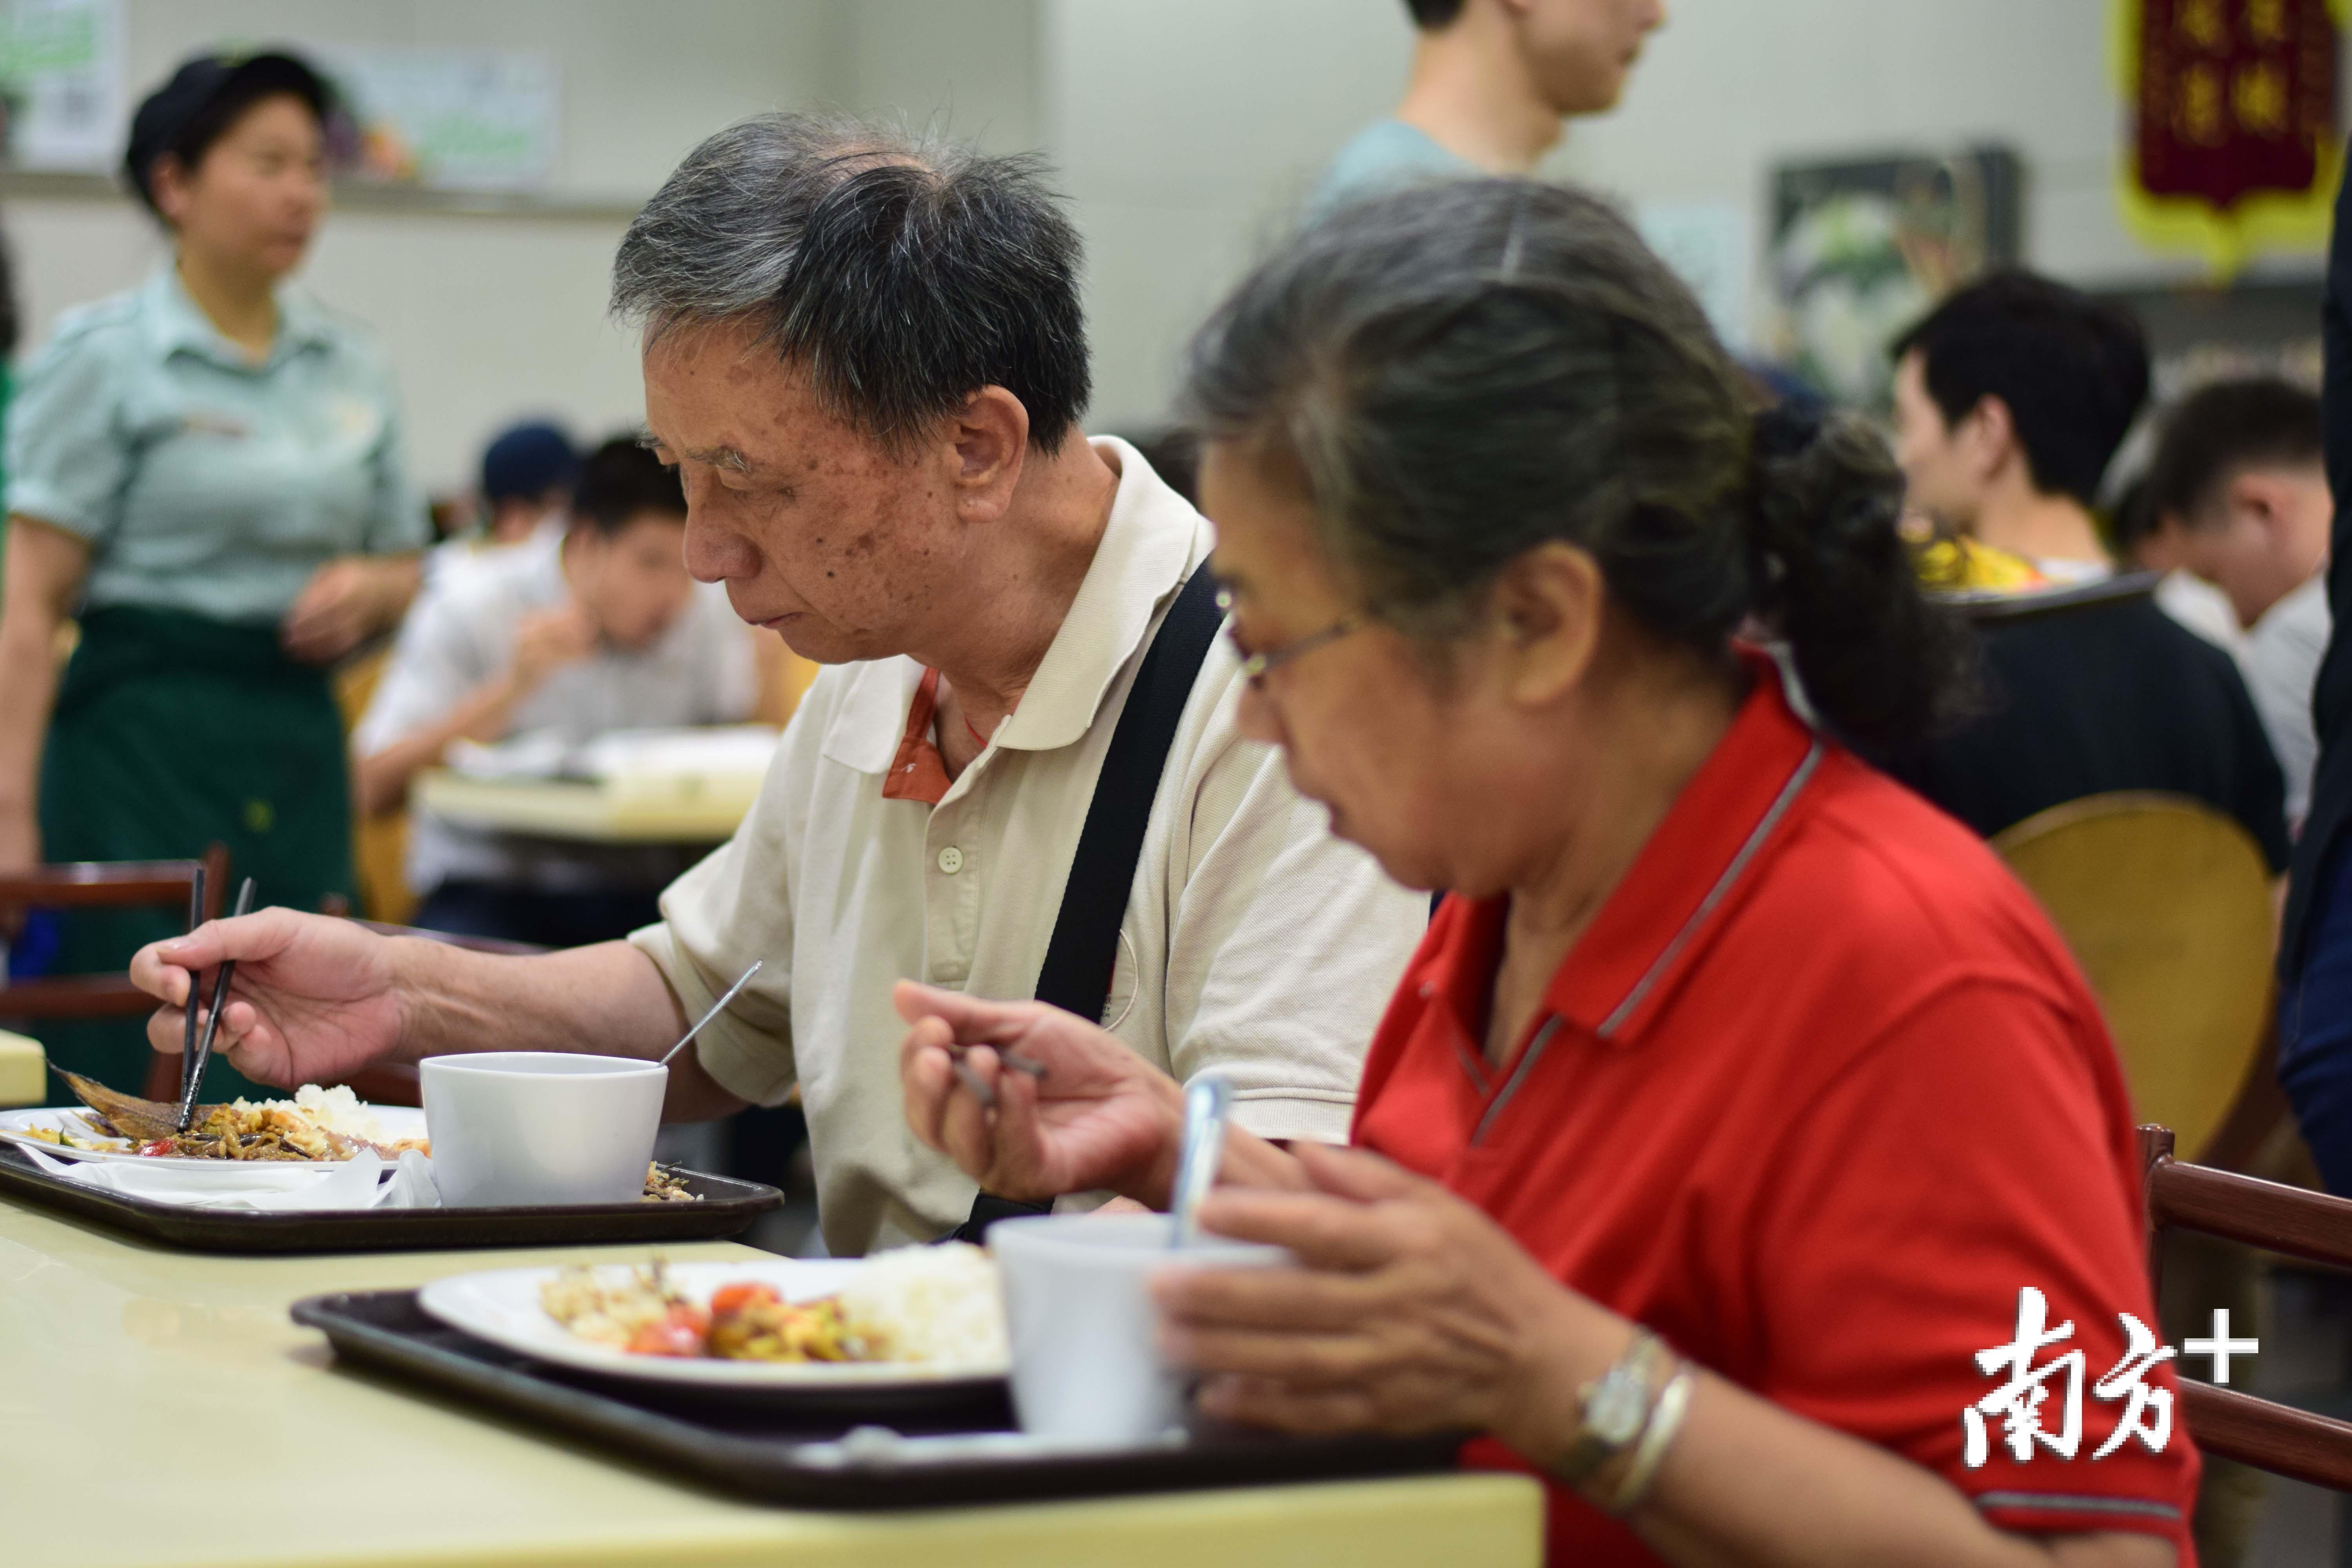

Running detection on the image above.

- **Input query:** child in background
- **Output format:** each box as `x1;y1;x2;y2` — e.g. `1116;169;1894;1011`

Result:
353;437;759;946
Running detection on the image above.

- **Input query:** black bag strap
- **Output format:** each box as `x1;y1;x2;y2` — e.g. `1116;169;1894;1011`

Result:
949;564;1225;1244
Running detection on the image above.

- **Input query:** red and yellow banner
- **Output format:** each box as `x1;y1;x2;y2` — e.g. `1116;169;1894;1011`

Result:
2116;0;2344;276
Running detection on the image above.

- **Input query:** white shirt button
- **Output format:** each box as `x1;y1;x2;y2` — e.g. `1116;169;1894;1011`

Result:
936;846;965;875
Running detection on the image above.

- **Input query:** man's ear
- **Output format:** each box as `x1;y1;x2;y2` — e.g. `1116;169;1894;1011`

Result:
2225;470;2291;541
1959;394;2020;483
1486;542;1605;707
946;386;1031;524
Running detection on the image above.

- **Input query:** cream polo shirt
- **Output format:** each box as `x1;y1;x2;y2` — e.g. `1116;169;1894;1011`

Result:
630;438;1427;1255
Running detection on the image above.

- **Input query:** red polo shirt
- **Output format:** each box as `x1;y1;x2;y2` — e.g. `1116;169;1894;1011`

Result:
1352;660;2199;1565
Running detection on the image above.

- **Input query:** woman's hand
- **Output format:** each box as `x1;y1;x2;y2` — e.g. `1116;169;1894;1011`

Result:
131;907;409;1087
895;981;1187;1205
1156;1142;1613;1463
281;555;417;664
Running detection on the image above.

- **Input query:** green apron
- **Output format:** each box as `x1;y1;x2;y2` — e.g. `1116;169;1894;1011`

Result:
32;605;354;1104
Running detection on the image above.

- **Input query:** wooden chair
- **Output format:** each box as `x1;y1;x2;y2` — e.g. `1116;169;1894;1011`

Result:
0;847;230;1026
1994;793;2278;1165
2140;1125;2352;1490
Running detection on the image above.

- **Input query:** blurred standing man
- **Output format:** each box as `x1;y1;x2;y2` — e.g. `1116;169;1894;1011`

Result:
1310;0;1665;213
130;114;1428;1256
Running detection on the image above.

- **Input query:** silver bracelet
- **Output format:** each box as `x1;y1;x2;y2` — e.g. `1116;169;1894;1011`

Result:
1606;1362;1694;1516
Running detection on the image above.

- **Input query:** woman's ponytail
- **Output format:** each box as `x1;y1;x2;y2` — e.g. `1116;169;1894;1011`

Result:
1745;405;1974;757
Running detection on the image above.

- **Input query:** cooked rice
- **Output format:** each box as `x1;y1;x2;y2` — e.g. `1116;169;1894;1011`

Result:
835;1242;1007;1367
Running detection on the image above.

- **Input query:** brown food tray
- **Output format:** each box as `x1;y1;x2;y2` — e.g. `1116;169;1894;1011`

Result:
0;1145;780;1252
290;1288;1465;1509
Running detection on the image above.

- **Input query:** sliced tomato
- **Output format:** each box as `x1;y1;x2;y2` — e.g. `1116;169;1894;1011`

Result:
708;1283;780;1317
626;1317;706;1357
136;1140;176;1157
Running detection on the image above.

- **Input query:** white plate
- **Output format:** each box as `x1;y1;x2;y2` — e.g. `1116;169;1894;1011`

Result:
417;1258;1010;1389
0;1104;426;1165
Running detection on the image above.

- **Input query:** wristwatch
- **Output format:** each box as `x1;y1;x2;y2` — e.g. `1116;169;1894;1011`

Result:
1555;1327;1670;1485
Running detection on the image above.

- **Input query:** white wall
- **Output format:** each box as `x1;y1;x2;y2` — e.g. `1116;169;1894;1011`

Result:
1041;0;1412;431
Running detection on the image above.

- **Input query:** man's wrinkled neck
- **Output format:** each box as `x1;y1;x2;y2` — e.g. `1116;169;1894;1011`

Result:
916;432;1120;721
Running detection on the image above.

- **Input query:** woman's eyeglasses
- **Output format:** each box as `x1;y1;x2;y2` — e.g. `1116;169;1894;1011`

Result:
1215;586;1365;689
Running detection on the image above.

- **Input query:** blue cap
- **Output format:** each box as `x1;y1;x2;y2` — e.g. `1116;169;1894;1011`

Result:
479;421;579;506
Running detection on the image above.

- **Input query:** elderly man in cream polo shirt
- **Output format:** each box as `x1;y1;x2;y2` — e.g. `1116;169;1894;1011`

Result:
127;113;1427;1256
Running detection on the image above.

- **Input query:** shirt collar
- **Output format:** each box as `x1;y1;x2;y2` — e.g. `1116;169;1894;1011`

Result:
1426;650;1827;1053
995;436;1201;752
819;436;1205;777
141;263;333;370
1544;649;1824;1045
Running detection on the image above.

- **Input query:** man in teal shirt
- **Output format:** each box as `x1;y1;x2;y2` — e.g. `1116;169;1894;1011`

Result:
1310;0;1666;216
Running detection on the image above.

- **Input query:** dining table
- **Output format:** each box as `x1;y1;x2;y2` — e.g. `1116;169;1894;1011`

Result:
0;1188;1545;1567
413;766;760;846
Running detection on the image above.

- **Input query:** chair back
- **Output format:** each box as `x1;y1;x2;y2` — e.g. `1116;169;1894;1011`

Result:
1994;793;2274;1161
2139;1125;2352;1490
0;847;230;1024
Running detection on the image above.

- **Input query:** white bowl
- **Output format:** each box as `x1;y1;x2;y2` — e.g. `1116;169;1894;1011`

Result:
989;1212;1291;1445
419;1052;666;1207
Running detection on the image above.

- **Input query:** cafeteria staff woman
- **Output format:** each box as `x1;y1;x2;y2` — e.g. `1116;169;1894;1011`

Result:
900;181;2198;1566
0;51;425;1097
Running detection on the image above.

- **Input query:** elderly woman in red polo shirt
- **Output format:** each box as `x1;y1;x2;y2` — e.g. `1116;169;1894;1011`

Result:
895;180;2195;1568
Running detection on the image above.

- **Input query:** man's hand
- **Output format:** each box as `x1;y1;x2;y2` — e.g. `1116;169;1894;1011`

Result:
895;981;1186;1205
132;908;408;1087
510;603;597;691
1156;1142;1603;1455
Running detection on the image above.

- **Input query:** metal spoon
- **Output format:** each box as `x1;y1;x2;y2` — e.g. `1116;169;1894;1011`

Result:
1167;1074;1234;1248
658;960;764;1067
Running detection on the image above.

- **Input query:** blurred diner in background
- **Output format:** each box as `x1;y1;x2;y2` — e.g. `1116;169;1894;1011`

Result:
8;4;2352;1567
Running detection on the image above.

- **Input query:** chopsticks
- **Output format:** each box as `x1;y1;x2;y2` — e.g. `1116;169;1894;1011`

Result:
178;864;206;1102
176;877;255;1133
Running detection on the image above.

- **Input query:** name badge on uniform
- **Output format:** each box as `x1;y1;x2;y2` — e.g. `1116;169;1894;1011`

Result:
327;394;383;447
177;411;250;439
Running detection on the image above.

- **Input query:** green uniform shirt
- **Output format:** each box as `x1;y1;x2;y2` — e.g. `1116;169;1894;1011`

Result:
1306;118;1479;219
7;265;426;624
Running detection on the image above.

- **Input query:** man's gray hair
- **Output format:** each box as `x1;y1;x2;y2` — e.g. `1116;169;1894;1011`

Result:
612;112;1090;454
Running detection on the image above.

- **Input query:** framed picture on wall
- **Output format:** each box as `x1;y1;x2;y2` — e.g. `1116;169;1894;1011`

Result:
1766;146;2024;410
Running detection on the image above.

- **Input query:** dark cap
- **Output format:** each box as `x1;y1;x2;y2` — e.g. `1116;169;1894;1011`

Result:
481;421;581;506
123;49;330;214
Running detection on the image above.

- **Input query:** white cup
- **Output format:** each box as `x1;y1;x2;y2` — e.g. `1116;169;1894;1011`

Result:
990;1212;1292;1445
419;1052;667;1207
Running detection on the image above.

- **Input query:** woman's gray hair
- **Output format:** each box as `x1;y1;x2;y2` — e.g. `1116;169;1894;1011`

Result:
611;111;1090;454
1180;178;1968;755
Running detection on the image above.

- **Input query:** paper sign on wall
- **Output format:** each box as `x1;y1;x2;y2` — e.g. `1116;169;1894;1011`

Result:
316;47;559;192
0;0;124;171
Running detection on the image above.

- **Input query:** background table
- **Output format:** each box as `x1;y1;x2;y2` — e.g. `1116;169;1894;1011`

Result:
0;1193;1543;1567
415;768;759;845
